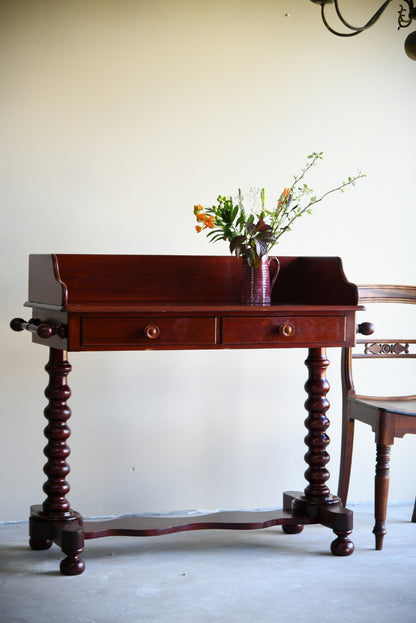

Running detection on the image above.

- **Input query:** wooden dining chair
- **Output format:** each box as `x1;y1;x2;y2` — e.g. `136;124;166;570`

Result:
337;284;416;550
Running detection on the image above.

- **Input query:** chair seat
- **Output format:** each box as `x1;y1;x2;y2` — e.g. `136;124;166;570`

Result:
351;396;416;416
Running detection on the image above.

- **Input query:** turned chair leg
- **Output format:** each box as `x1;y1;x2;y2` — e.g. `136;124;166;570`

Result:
412;496;416;523
373;443;391;550
337;415;355;507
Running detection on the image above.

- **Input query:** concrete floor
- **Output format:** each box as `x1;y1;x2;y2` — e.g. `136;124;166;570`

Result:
0;502;415;623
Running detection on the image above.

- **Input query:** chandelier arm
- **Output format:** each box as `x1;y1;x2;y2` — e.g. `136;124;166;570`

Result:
333;0;393;31
398;1;415;29
311;0;416;58
320;5;364;37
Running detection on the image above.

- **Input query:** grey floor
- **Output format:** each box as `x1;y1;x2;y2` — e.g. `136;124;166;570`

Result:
0;502;415;623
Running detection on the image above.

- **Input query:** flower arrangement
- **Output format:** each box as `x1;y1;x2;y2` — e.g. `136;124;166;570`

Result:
194;152;365;268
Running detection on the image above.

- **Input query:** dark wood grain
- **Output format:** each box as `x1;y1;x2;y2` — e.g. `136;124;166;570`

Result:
12;255;362;573
83;505;315;539
26;254;359;308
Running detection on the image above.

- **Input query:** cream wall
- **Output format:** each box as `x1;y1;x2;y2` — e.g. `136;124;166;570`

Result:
1;0;415;521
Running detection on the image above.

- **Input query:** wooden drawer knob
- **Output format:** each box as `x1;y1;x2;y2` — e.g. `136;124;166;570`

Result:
143;324;160;339
357;322;375;336
279;323;295;337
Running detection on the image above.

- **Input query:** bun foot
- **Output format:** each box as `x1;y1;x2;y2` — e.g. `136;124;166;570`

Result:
282;524;304;534
330;531;354;556
29;537;53;550
60;550;85;575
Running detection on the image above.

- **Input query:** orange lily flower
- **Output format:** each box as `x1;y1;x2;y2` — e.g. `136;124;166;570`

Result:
277;188;290;212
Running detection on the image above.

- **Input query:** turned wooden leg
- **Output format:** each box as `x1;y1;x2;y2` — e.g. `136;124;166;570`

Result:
303;348;354;556
373;443;391;550
42;348;73;517
303;348;332;503
29;348;85;574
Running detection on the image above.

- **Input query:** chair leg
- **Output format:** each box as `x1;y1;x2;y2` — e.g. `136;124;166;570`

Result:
412;497;416;523
373;444;391;550
337;415;355;506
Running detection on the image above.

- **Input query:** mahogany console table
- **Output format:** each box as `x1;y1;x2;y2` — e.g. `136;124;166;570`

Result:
11;254;363;575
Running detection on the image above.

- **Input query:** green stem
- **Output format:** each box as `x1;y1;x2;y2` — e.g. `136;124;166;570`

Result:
273;173;365;243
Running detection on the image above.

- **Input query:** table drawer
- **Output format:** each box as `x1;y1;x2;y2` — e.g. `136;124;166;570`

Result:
81;317;216;347
221;316;346;345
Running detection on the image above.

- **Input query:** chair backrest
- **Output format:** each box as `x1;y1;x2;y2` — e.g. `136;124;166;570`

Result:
342;285;416;399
